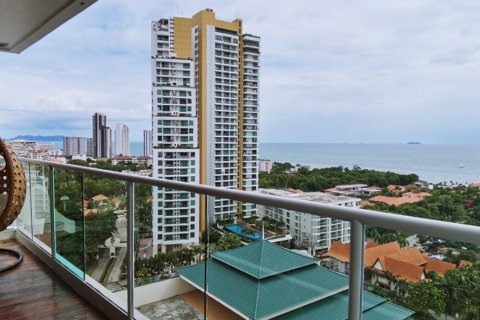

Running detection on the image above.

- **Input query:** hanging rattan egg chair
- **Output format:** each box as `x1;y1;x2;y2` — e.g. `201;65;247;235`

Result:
0;138;26;272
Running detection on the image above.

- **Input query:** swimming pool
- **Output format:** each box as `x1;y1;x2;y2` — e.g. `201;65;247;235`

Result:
225;224;263;240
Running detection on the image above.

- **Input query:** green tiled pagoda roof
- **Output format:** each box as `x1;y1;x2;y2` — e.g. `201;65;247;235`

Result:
363;301;415;320
179;259;349;319
211;240;317;279
177;241;414;319
274;291;413;320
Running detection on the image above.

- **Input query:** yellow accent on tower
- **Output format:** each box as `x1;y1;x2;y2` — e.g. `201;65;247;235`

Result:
172;9;243;234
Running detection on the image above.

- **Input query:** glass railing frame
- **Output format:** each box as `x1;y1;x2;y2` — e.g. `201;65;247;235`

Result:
15;158;480;320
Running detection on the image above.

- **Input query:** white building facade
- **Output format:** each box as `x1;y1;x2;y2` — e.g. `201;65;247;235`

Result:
143;129;152;156
114;123;130;156
151;23;199;252
259;189;361;253
151;10;260;252
63;136;88;157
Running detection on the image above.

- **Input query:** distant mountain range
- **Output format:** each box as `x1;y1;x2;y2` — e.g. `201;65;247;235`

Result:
8;135;64;142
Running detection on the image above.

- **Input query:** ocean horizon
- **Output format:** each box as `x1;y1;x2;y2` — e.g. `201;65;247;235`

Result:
40;140;480;184
259;143;480;184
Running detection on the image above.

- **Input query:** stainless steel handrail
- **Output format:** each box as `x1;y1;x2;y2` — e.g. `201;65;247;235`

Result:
21;158;480;246
20;157;480;320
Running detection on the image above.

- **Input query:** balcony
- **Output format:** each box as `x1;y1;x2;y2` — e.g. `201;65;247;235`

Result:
2;3;478;319
1;158;479;319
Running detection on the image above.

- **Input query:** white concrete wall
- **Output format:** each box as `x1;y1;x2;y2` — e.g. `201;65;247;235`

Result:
115;277;195;307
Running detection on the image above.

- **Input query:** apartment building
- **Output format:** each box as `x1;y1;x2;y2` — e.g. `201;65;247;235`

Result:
114;123;130;156
63;136;89;156
259;189;361;254
143;129;152;156
151;9;260;252
92;112;111;158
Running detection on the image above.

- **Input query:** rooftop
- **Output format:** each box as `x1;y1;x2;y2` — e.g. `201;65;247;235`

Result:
328;241;459;283
178;241;413;319
260;188;360;205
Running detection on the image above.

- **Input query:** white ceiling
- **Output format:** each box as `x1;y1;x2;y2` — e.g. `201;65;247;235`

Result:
0;0;96;54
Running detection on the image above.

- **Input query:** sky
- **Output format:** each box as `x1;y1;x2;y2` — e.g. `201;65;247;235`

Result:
1;1;480;143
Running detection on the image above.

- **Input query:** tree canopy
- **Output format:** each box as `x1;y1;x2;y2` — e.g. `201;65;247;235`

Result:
260;163;418;191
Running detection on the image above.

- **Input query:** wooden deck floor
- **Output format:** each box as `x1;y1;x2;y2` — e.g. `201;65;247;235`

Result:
0;239;106;320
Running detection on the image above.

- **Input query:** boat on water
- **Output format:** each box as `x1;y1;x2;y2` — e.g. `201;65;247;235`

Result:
459;163;464;168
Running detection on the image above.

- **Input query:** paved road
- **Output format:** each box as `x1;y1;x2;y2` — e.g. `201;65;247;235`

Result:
107;247;127;284
89;250;110;281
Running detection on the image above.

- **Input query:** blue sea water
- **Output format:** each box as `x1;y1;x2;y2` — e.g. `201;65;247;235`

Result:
259;143;480;184
130;141;143;156
49;140;480;184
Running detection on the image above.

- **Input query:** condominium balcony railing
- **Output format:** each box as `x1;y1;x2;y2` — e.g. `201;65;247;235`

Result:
6;158;480;320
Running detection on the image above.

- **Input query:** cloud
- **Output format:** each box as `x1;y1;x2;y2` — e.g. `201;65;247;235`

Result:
1;1;480;143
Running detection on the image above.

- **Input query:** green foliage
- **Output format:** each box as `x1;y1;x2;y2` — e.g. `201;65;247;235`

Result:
208;228;222;243
83;176;125;199
68;159;89;166
366;227;409;247
259;163;418;191
442;266;480;318
367;186;480;227
84;205;118;265
94;159;150;172
134;183;152;235
134;244;206;280
217;233;242;251
405;282;445;319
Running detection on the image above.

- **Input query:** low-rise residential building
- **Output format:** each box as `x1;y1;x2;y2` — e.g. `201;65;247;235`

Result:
369;192;431;206
121;169;152;177
258;158;273;173
72;154;88;161
326;184;382;196
111;155;153;166
6;140;60;160
326;241;457;289
259;189;361;254
63;136;89;156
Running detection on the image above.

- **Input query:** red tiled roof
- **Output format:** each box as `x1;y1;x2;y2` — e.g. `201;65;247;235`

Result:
92;194;109;201
384;247;426;266
326;241;402;267
369;195;427;206
379;256;425;283
458;259;474;268
364;241;402;267
365;241;380;249
423;257;456;277
328;240;458;282
326;241;350;263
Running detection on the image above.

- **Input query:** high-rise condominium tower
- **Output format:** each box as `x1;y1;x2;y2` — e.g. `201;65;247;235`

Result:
115;123;130;156
63;136;88;156
151;9;260;252
143;129;152;156
92;113;111;158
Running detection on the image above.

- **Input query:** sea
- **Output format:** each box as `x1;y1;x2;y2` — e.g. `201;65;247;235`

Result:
259;143;480;185
49;141;480;184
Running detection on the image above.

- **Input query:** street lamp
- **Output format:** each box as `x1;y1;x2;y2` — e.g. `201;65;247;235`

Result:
60;195;69;212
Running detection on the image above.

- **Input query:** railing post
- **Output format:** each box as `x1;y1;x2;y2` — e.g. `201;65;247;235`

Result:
203;194;210;320
49;166;56;256
348;219;365;320
127;182;135;319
